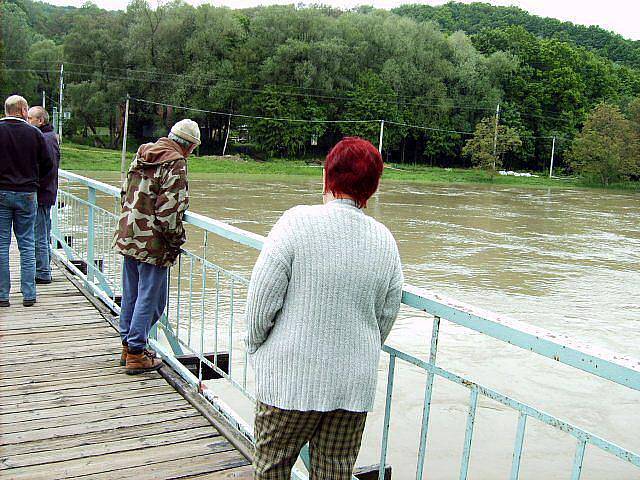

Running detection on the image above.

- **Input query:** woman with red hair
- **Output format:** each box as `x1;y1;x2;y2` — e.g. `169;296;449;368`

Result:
245;137;403;480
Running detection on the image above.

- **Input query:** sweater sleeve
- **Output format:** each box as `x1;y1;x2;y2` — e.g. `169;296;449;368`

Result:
379;243;404;345
244;213;293;354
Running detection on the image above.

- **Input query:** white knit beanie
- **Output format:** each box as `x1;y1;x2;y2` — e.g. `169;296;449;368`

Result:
170;119;201;146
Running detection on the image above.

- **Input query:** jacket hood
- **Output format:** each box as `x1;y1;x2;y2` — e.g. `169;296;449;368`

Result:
39;123;54;134
133;137;185;169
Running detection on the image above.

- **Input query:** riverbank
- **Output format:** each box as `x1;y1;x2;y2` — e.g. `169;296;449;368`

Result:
60;143;639;191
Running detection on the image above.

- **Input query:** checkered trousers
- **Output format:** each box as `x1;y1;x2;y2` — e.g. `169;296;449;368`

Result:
253;401;367;480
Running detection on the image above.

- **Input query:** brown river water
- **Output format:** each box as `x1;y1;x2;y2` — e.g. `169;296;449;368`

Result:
86;171;639;479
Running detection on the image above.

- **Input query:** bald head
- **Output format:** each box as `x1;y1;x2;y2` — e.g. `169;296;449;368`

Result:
28;106;50;127
5;95;29;120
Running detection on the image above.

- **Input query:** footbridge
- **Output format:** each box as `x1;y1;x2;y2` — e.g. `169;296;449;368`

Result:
1;170;638;479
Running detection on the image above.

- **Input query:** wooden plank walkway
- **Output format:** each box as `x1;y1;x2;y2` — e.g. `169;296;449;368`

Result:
0;251;252;479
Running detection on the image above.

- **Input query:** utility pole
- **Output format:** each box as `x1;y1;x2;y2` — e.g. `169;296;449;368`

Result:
42;90;46;110
58;64;64;143
120;95;130;186
222;114;231;156
378;119;385;155
549;136;556;177
492;103;500;170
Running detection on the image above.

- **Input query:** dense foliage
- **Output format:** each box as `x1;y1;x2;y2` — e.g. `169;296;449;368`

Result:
568;103;640;185
2;0;639;179
394;3;640;69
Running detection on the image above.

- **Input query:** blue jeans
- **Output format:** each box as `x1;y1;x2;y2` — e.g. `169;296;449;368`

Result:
0;190;38;301
119;256;168;351
35;205;52;281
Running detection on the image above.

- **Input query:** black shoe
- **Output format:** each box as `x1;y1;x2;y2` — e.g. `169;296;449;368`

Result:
35;278;52;285
23;299;36;307
0;300;9;307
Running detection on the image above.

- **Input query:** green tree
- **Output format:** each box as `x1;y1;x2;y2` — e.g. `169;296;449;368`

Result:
1;2;39;97
462;116;522;170
568;103;639;185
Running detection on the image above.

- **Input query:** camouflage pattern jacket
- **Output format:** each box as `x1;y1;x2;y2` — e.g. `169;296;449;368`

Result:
114;138;189;267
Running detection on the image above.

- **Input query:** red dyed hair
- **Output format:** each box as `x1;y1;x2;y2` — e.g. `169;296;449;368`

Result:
324;137;383;208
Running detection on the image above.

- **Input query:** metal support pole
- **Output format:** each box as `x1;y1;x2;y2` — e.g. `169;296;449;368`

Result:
42;90;46;110
378;119;385;155
549;136;556;177
58;64;64;143
120;95;130;186
222;114;231;156
87;187;96;286
492;103;500;170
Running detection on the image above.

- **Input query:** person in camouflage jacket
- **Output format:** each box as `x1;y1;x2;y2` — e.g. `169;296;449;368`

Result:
115;119;200;374
114;138;189;266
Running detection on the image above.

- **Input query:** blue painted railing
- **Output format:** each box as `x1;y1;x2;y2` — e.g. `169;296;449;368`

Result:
52;169;640;480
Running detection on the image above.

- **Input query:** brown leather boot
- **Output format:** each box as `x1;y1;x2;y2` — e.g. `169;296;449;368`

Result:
125;350;162;375
120;344;128;367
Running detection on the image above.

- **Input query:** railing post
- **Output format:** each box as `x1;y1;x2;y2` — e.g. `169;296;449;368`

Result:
87;186;96;285
379;354;397;480
509;413;528;480
416;316;441;479
459;387;479;480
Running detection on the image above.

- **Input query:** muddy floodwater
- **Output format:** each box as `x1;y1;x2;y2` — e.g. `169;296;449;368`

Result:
87;171;640;479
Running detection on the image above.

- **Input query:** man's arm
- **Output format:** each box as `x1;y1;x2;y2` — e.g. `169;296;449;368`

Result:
36;131;53;181
155;160;189;254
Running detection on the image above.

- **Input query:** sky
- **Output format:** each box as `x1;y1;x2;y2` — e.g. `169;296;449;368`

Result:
44;0;640;41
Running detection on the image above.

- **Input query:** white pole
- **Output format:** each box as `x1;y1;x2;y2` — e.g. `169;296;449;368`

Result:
492;103;500;169
549;136;556;177
42;90;46;110
120;95;130;186
378;119;384;155
222;114;231;156
58;64;64;143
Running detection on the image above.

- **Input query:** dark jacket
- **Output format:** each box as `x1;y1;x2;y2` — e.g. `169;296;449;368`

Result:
0;117;52;193
37;124;60;205
113;138;189;267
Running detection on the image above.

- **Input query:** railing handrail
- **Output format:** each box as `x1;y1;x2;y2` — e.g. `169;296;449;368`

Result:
59;168;640;392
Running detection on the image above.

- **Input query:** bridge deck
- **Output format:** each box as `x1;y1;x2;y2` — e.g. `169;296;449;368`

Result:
0;252;252;479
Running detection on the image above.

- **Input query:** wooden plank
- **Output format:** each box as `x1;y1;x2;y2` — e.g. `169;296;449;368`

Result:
7;289;82;299
0;383;175;415
2;298;91;309
2;330;118;348
0;309;99;323
1;414;209;457
0;346;122;366
6;436;238;480
3;333;119;352
0;371;140;395
0;315;103;330
2;337;121;356
66;441;247;480
1;425;219;470
0;354;121;378
2;407;198;445
0;322;107;337
2;390;185;424
179;465;254;480
0;377;168;404
0;363;123;387
2;398;190;434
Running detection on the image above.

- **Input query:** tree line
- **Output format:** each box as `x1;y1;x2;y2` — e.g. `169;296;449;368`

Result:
1;0;639;184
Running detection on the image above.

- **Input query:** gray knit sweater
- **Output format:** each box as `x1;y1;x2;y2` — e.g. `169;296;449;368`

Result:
245;199;403;412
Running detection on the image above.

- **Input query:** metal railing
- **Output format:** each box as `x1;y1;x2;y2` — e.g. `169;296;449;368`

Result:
52;169;640;480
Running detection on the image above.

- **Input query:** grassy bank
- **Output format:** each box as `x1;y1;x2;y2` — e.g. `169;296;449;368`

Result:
60;143;639;191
